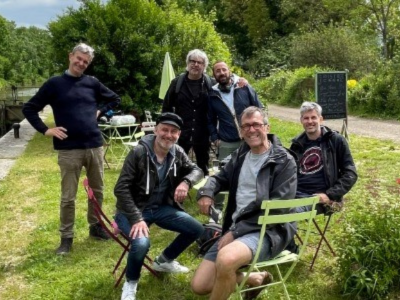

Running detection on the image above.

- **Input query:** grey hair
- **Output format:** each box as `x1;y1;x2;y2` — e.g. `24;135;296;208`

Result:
72;43;95;61
300;101;322;117
186;49;209;71
240;106;269;125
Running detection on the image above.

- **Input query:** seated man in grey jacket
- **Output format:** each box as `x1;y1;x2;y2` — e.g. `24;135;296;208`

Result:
114;112;204;300
191;106;297;300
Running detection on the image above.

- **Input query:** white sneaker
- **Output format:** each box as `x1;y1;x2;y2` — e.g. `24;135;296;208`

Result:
152;256;189;273
121;281;137;300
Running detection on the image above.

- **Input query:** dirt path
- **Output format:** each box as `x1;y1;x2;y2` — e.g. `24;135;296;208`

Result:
268;104;400;143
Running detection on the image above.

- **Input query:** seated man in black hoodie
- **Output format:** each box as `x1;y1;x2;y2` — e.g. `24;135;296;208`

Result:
291;101;358;214
114;112;204;300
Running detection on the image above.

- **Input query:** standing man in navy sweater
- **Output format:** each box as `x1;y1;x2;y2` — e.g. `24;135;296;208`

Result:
23;43;121;255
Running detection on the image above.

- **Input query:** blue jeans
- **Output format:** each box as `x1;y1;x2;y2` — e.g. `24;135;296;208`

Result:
115;205;204;281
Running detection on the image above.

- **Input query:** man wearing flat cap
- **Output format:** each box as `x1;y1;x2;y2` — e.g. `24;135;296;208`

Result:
114;112;204;300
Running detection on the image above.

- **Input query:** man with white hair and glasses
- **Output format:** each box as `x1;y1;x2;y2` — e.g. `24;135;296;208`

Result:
162;50;248;178
23;43;121;255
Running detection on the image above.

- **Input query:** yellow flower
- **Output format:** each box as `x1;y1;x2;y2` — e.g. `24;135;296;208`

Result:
347;79;357;89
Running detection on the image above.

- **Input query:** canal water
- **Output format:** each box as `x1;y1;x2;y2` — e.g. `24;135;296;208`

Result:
0;86;40;103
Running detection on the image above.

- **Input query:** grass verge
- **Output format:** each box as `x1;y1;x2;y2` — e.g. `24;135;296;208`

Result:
0;117;399;299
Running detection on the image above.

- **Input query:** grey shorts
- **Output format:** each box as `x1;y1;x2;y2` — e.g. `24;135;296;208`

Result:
203;231;272;262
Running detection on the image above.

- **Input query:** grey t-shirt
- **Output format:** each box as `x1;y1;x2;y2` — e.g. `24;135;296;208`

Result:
232;148;271;222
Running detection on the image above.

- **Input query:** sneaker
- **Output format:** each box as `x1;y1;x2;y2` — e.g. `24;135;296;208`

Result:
56;238;73;255
89;223;110;240
121;281;137;300
152;256;189;273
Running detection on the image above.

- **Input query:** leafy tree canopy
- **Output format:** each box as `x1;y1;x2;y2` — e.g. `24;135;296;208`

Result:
48;0;230;113
0;15;52;86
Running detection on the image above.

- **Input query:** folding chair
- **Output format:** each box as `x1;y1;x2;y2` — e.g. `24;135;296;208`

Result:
141;121;156;135
234;196;318;300
295;204;340;270
82;178;158;287
117;131;146;169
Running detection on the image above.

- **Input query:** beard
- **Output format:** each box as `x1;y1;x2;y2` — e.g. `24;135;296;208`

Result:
217;75;230;85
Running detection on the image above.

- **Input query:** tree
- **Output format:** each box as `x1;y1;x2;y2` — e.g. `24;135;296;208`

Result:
48;0;230;113
0;15;52;86
290;24;378;77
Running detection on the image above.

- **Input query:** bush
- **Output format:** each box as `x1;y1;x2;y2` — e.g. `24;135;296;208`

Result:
348;61;400;119
280;66;319;106
253;69;290;105
254;66;322;107
48;0;231;113
335;191;400;299
290;24;378;78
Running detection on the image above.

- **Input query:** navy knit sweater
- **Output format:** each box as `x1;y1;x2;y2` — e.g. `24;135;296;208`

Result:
23;73;120;150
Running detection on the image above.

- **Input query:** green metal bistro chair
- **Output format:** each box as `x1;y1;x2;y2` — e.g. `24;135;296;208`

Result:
234;196;318;300
117;131;145;168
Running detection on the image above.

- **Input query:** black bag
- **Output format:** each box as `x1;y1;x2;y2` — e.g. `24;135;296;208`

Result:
196;223;222;257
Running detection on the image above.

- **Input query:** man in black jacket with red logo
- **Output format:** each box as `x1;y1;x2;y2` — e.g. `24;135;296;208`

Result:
290;101;358;214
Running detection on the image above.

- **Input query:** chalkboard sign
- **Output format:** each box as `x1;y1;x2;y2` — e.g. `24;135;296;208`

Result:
316;72;347;119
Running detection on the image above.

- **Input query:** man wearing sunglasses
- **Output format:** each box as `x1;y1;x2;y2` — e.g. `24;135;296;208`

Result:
192;106;297;300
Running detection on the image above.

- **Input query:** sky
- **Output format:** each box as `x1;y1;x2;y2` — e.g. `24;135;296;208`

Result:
0;0;105;29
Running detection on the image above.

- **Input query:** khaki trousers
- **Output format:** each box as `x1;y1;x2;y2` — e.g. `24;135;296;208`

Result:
57;147;104;238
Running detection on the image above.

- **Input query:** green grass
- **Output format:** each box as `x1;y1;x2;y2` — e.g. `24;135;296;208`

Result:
0;117;400;299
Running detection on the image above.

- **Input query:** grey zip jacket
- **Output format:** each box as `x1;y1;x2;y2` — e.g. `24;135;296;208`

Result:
197;134;297;258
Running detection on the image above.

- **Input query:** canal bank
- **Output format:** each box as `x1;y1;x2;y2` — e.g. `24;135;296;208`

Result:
0;106;51;180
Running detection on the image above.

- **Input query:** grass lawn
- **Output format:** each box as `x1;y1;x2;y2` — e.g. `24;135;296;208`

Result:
1;116;399;299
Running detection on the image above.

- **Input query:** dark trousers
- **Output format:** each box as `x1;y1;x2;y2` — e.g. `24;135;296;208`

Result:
179;139;210;176
115;206;203;281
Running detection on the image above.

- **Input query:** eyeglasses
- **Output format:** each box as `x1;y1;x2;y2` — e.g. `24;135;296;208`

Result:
189;59;204;65
240;123;266;131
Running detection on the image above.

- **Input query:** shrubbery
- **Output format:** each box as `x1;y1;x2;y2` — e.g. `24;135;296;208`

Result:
335;191;400;299
253;66;323;107
348;61;400;119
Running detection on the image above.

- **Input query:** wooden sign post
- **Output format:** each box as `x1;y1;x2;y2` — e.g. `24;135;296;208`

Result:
315;71;349;139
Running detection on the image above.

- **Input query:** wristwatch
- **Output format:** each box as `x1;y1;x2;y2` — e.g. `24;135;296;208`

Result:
182;178;191;188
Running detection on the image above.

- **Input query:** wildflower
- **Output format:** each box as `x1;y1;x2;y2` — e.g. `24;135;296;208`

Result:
347;79;357;89
396;178;400;185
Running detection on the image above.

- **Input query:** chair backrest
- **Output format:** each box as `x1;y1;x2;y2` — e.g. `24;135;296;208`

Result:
144;110;152;122
259;197;318;225
258;196;318;258
134;131;145;139
142;121;156;127
141;121;156;133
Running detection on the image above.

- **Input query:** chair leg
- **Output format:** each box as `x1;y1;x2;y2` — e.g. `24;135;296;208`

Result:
310;214;335;270
103;144;110;169
274;264;290;300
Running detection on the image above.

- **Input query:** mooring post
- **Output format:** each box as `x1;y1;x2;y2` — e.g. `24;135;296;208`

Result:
12;123;20;138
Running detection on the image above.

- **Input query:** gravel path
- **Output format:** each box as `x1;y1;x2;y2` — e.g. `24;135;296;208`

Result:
268;104;400;143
